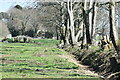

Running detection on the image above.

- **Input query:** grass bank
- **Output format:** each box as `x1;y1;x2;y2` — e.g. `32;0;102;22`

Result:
64;45;120;80
1;39;99;79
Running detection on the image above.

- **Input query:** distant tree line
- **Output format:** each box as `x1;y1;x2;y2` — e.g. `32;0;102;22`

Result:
0;4;56;38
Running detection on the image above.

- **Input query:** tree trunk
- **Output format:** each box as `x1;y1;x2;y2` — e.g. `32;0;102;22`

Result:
67;0;76;45
83;0;92;44
89;0;94;37
65;18;70;45
60;2;66;45
56;26;60;40
89;1;98;41
75;22;83;42
109;1;119;54
92;2;98;40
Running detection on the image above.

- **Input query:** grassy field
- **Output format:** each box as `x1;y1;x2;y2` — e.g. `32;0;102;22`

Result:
0;39;99;78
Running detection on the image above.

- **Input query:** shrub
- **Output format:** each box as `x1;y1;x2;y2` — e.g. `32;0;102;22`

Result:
45;32;53;38
2;38;14;42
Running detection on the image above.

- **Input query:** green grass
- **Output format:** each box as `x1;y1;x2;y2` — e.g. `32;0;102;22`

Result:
1;39;99;78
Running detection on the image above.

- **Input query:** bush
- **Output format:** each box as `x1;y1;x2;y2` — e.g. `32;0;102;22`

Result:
45;32;53;38
25;29;35;37
2;38;14;42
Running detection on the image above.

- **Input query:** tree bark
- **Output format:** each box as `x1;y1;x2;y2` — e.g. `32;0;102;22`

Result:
67;0;76;45
89;0;94;37
65;18;70;45
90;1;98;40
60;2;66;45
92;2;98;40
109;1;119;54
75;22;83;42
83;0;92;44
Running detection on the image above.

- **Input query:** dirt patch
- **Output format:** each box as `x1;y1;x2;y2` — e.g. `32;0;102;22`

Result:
33;51;47;57
34;53;46;57
2;59;26;64
1;54;12;58
59;54;98;77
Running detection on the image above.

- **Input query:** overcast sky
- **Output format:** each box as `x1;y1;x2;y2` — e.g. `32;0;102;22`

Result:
0;1;14;12
0;1;32;12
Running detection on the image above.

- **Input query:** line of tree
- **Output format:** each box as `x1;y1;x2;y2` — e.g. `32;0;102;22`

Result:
53;0;120;55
